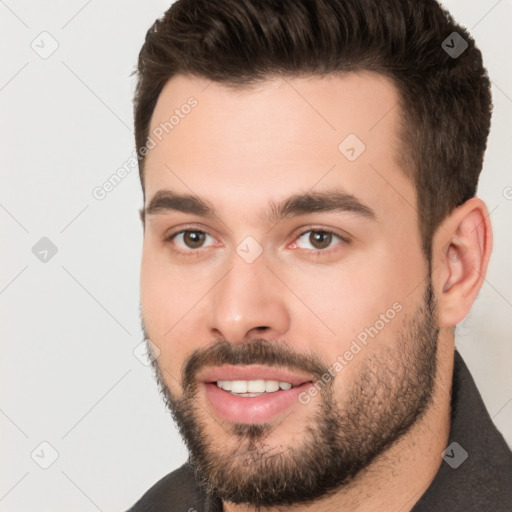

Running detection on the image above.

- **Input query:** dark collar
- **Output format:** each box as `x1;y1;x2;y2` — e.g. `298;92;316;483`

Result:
411;350;512;511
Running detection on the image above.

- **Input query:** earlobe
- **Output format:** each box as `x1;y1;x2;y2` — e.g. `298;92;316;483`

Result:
434;198;493;327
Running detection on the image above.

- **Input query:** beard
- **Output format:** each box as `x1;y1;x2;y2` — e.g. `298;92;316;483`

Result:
142;278;439;508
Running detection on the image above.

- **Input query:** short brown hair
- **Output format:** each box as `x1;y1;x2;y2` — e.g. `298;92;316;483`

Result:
133;0;492;258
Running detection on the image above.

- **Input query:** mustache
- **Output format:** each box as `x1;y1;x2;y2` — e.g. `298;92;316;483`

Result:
181;338;329;392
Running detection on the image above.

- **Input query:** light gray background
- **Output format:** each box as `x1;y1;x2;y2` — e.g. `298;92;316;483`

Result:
1;1;511;510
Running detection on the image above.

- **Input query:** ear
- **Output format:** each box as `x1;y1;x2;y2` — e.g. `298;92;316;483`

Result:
431;197;493;327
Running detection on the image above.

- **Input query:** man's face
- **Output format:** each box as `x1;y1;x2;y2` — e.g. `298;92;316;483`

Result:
140;72;439;506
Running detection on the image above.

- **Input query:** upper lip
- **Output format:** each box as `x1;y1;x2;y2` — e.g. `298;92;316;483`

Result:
198;364;314;386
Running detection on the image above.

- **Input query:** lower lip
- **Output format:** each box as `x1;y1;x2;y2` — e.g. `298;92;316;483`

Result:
202;382;313;423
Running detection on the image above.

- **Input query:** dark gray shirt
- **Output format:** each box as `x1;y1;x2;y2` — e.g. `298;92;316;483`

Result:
127;351;512;511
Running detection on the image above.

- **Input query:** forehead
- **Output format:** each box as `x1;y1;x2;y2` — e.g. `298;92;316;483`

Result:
144;72;415;223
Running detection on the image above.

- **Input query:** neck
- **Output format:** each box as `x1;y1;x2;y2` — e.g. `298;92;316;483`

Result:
223;334;454;512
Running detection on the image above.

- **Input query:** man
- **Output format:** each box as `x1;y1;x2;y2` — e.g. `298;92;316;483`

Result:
128;0;512;510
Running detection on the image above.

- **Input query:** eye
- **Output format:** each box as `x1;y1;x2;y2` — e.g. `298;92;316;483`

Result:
168;230;217;251
293;229;347;252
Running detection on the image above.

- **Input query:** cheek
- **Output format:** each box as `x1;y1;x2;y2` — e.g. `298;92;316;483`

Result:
140;247;169;330
140;248;189;381
282;249;413;363
140;244;223;389
140;240;194;318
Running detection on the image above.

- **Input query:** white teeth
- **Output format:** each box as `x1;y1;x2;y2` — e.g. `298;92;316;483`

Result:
217;380;232;391
265;380;280;392
216;379;294;394
247;380;266;393
230;380;247;393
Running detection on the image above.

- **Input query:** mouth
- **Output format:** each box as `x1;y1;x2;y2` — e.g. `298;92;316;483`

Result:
198;365;315;423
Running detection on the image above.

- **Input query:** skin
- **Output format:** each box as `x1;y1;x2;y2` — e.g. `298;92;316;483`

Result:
139;72;493;511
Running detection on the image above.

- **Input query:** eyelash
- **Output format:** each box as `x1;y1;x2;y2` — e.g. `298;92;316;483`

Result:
164;226;350;257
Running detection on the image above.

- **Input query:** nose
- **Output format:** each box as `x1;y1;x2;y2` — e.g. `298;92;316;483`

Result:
206;253;291;343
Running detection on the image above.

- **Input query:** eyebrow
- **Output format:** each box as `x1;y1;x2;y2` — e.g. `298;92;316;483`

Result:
142;188;376;224
142;190;216;222
267;189;376;224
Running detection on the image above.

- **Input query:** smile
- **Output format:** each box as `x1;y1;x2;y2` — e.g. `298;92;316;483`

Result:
197;365;315;423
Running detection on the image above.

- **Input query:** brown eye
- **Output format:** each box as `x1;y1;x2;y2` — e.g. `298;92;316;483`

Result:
169;230;215;251
182;231;207;248
294;229;345;252
309;231;333;249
